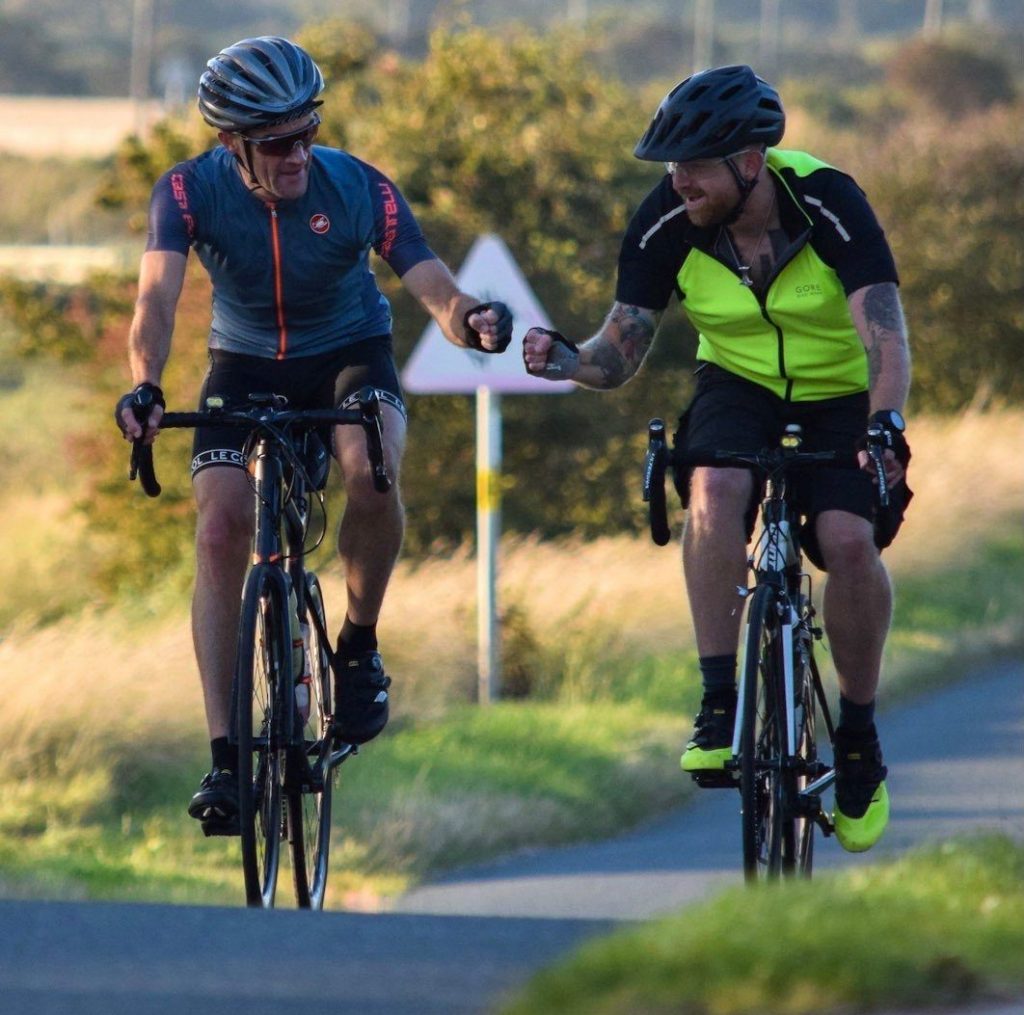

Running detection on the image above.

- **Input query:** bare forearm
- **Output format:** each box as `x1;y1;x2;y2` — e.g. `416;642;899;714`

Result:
850;282;911;412
128;250;187;386
128;299;175;385
572;302;661;390
400;258;478;347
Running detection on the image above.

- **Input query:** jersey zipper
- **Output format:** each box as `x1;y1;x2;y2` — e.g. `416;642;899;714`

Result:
714;221;812;403
268;204;288;359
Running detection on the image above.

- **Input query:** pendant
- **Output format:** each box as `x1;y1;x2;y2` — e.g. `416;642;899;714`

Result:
738;267;753;287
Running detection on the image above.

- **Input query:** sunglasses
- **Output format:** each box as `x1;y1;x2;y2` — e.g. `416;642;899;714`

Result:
239;115;320;157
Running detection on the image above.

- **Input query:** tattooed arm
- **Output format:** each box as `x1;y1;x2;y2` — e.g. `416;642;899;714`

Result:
523;302;662;390
848;282;911;413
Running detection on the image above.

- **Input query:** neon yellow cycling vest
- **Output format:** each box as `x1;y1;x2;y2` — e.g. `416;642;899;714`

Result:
677;149;868;402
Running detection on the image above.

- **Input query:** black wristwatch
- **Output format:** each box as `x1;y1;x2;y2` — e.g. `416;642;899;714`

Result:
870;409;906;433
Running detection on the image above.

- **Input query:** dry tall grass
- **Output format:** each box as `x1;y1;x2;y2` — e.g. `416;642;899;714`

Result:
0;409;1021;781
0;97;162;158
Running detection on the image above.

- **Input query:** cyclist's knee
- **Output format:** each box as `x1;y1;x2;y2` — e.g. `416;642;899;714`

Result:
194;470;253;562
816;513;879;576
195;507;250;562
688;467;752;528
344;466;403;512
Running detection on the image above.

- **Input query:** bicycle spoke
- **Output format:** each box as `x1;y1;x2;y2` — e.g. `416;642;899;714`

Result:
741;585;786;881
237;568;286;908
288;573;336;909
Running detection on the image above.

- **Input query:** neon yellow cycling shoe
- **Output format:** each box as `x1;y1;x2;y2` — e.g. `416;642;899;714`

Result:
832;730;890;852
681;699;735;772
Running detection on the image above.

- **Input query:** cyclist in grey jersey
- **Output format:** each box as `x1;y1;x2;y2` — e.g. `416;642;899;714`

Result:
146;143;432;358
116;37;513;832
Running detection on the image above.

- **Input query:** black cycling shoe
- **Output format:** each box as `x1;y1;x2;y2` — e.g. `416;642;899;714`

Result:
331;649;391;745
188;768;240;835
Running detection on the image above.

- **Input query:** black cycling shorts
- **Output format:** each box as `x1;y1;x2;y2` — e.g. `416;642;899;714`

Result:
673;362;876;569
191;336;406;478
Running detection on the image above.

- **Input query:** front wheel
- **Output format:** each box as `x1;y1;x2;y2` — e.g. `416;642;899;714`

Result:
739;584;787;882
236;566;288;908
788;640;818;876
287;572;336;910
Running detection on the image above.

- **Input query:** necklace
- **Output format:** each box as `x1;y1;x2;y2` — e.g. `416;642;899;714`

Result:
724;188;776;288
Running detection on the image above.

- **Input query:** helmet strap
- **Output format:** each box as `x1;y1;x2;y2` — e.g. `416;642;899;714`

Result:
720;156;759;226
233;141;267;195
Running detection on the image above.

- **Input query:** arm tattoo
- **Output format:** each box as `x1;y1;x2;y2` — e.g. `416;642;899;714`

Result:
583;303;658;387
609;304;657;364
861;283;908;388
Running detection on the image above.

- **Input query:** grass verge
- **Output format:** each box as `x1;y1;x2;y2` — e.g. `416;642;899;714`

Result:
501;835;1024;1015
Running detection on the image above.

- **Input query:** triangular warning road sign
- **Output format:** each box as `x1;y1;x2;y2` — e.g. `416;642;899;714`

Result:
402;233;575;395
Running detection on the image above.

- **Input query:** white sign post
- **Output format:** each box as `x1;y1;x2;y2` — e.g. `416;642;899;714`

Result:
402;234;574;704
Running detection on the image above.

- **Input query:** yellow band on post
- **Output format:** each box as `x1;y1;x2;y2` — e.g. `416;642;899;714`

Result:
477;469;501;511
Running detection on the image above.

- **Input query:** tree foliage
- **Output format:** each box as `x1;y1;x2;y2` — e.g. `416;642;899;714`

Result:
885;37;1018;117
851;107;1024;410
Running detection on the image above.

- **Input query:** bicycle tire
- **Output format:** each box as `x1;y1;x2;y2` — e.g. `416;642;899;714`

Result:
288;571;335;909
236;566;287;908
739;584;786;882
788;635;817;876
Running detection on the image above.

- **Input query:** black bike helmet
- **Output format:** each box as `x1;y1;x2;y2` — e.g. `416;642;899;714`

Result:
197;36;325;132
634;65;785;163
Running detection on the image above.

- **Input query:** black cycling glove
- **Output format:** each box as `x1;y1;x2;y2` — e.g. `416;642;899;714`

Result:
523;328;580;377
857;410;913;550
463;301;513;353
857;410;911;468
115;381;165;436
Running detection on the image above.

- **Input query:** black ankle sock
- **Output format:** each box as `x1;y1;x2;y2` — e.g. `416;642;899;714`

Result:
338;617;378;658
211;737;237;773
838;695;876;737
699;654;737;704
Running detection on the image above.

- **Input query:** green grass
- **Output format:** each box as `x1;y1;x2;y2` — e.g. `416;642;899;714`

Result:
882;528;1024;701
0;699;690;907
501;835;1024;1015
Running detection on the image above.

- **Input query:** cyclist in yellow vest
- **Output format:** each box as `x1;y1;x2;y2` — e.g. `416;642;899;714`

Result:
524;65;912;853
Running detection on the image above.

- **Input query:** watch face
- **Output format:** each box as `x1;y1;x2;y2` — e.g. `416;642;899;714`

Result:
875;409;905;432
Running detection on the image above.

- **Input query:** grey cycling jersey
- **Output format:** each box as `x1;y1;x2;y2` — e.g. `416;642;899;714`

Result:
147;145;434;359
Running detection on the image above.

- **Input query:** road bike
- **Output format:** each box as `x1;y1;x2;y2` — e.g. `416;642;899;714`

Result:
128;387;390;908
644;419;891;881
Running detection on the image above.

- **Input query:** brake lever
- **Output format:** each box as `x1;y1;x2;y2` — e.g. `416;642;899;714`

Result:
644;419;671;547
865;425;890;508
357;388;391;493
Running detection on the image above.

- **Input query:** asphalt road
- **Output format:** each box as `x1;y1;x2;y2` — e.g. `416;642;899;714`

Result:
0;662;1020;1015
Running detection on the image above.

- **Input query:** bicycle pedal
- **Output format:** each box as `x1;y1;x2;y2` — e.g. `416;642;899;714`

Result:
201;817;241;838
690;770;738;789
